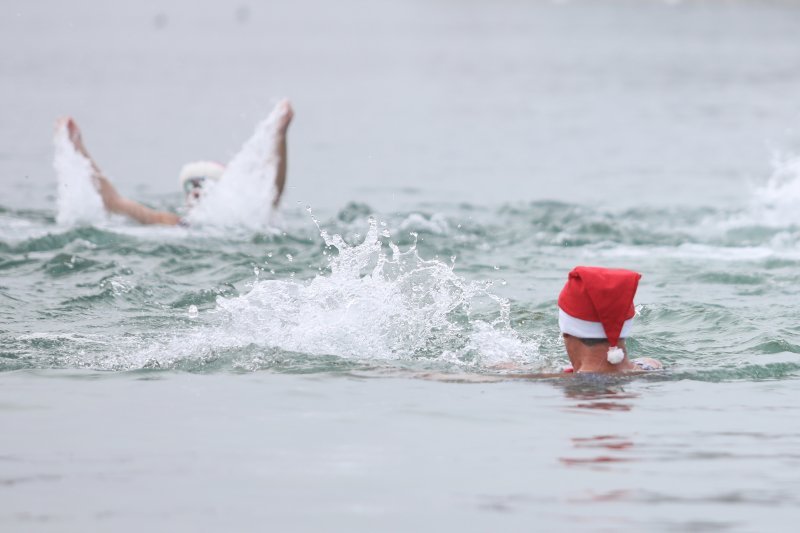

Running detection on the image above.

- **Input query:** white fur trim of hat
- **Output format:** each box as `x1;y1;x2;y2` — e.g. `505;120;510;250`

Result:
559;308;634;362
178;161;225;187
558;309;634;341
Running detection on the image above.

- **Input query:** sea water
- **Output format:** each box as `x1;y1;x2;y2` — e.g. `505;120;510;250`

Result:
3;0;800;531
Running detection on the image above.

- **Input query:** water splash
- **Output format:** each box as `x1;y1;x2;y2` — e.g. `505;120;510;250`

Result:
110;217;540;371
53;123;106;226
749;152;800;227
678;152;800;254
186;104;283;229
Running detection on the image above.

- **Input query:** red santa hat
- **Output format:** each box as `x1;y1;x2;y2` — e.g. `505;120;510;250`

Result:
557;266;641;364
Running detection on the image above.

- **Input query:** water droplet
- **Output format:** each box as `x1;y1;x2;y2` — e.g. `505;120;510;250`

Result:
494;265;500;270
187;305;198;318
267;252;273;258
286;254;293;262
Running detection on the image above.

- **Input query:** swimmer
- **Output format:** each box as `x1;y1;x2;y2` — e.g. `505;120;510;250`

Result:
56;99;294;225
558;266;662;373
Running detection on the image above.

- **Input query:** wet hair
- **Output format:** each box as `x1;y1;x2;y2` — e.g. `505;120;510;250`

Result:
563;333;618;347
576;337;608;347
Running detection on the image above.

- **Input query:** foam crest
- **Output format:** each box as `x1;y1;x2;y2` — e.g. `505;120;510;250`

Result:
186;105;281;229
53;124;106;226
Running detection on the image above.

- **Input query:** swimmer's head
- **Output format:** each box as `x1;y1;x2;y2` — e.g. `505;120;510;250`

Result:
558;266;641;365
179;161;225;207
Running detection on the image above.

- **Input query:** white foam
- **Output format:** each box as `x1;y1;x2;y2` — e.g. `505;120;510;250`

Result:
111;218;541;371
214;218;522;360
399;213;450;235
654;152;800;248
186;104;282;230
736;152;800;228
53;123;106;226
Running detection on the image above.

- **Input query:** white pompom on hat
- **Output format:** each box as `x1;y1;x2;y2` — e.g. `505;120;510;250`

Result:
178;161;225;188
558;266;641;364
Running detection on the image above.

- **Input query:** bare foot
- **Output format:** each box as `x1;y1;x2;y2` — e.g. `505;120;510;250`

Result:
54;116;70;134
56;116;91;159
274;99;293;134
65;117;81;147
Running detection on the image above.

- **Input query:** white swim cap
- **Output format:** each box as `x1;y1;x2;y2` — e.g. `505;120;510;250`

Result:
178;161;225;188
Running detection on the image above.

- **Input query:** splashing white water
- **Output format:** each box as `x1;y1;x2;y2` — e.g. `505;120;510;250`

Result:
186;103;284;229
114;218;540;371
750;152;800;226
217;218;502;360
692;151;800;246
53;123;106;226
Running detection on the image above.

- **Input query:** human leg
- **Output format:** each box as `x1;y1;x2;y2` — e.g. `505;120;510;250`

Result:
271;99;293;207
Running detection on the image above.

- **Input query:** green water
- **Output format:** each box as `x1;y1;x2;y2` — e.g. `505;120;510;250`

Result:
3;199;800;380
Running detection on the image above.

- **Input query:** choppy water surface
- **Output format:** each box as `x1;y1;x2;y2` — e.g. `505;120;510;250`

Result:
4;161;800;530
5;159;800;379
4;0;800;531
